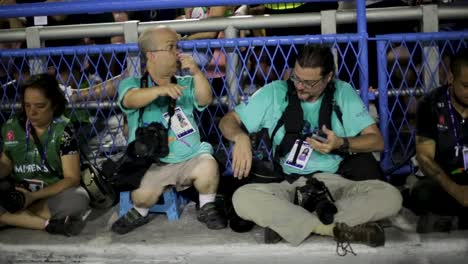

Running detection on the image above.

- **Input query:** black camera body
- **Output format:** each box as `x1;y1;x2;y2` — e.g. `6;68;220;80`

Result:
128;122;169;162
295;177;337;225
0;178;30;213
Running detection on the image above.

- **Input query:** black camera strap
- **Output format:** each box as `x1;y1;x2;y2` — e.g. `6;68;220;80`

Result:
138;71;177;130
29;125;58;175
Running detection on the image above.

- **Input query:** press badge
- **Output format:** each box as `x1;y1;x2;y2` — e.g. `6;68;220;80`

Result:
284;140;313;170
24;179;44;192
463;147;468;170
163;107;195;139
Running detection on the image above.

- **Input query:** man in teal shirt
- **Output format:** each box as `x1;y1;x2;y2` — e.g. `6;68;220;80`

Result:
219;44;402;250
112;26;226;234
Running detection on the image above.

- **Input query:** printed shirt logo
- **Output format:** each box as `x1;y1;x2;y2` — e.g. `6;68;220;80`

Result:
6;131;14;141
438;115;445;126
437;114;449;130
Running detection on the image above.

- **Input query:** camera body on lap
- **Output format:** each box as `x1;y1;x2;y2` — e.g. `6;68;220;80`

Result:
0;177;31;214
128;122;169;162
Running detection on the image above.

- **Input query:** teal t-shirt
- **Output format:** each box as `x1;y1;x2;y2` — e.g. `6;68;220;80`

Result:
235;79;376;175
118;75;213;163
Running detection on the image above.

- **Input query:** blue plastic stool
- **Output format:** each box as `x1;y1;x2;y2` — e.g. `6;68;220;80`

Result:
119;187;188;221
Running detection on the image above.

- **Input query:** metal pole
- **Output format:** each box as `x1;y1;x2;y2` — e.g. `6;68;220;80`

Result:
422;5;440;91
356;0;369;106
25;26;45;75
123;21;141;77
224;25;240;109
1;6;467;42
321;10;339;76
377;40;391;174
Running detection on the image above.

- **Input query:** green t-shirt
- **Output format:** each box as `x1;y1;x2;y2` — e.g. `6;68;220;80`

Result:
1;116;70;185
118;75;213;164
235;79;376;175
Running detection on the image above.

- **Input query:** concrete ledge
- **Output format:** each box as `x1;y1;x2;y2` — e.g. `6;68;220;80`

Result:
1;203;467;264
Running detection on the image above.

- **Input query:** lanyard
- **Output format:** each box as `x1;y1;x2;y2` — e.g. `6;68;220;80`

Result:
25;119;53;169
446;89;464;154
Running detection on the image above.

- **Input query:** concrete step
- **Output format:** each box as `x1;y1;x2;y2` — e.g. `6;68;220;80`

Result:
1;203;467;264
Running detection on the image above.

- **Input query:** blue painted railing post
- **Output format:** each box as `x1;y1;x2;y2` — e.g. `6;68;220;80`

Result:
377;40;391;173
356;0;369;107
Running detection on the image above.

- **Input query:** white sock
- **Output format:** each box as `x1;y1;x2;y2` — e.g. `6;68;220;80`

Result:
199;193;216;208
134;206;149;217
44;219;50;228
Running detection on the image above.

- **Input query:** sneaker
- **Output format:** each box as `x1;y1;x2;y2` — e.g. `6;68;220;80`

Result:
416;213;453;233
45;216;85;237
111;208;151;235
197;202;227;230
264;227;282;244
333;222;385;248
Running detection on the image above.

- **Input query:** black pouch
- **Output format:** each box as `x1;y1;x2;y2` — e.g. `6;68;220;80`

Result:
101;154;153;193
336;152;384;181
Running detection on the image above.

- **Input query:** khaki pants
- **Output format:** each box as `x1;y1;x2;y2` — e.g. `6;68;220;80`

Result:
232;172;402;246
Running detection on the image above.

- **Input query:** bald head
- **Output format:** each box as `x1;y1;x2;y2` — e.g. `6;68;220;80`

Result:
138;26;178;62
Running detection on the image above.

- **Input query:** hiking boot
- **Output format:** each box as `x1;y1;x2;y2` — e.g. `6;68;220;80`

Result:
197;202;227;230
333;222;385;248
45;216;85;237
264;227;282;244
111;208;151;235
416;213;453;233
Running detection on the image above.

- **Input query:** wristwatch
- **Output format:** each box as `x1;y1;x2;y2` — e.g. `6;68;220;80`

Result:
338;137;349;153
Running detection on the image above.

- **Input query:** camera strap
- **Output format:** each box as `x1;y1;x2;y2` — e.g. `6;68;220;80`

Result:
271;80;304;162
138;71;177;130
29;123;58;175
267;80;341;178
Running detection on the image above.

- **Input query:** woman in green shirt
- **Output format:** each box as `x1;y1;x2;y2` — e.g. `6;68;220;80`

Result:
0;74;89;236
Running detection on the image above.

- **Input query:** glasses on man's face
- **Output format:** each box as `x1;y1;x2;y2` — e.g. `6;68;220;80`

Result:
290;72;323;88
149;44;179;54
149;49;178;54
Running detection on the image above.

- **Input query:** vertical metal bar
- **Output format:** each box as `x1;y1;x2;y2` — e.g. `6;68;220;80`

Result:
321;10;338;74
422;4;439;91
123;21;141;76
356;0;369;106
377;40;391;174
224;25;239;109
26;26;45;75
356;0;367;35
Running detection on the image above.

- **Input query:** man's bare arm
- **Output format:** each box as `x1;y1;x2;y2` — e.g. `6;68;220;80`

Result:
416;136;462;201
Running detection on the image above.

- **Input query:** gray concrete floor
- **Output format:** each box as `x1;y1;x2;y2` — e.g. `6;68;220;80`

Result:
0;203;467;264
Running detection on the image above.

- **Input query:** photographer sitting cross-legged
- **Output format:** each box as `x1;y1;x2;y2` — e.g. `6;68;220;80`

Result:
0;74;89;236
219;44;402;252
111;26;226;234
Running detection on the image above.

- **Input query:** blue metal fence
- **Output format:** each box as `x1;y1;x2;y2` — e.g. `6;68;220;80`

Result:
377;31;468;173
1;34;365;170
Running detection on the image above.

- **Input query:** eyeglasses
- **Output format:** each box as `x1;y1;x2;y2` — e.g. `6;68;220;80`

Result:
148;44;179;54
290;73;323;88
149;49;176;53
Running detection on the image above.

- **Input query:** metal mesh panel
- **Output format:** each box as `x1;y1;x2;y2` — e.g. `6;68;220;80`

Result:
1;35;364;170
377;32;468;172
